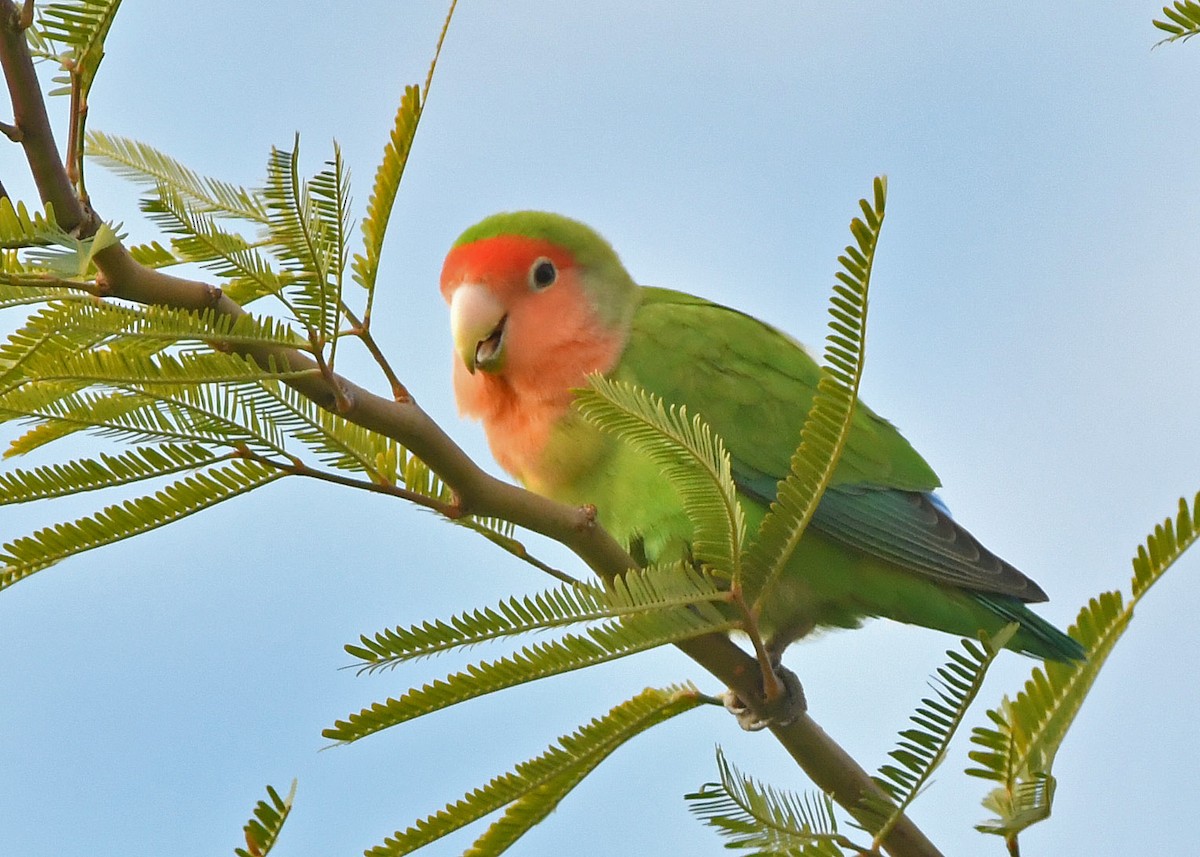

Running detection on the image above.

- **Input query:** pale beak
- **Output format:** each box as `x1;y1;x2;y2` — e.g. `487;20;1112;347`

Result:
449;283;508;374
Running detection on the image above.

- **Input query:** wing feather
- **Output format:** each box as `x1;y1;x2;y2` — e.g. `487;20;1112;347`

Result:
623;287;1046;602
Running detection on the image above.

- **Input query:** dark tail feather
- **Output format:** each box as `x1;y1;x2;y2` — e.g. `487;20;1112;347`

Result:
977;594;1085;662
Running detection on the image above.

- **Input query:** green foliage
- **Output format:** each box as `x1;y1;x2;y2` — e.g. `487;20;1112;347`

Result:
22;220;121;276
967;492;1200;839
141;185;285;305
1155;1;1200;45
324;566;733;743
864;626;1015;846
86;131;269;223
0;198;60;249
369;686;701;857
33;0;122;99
5;3;1194;845
354;85;420;299
0;19;496;593
575;376;745;576
262;138;348;347
741;176;884;607
0;459;282;590
234;781;296;857
688;748;853;856
347;563;728;672
0;442;219;504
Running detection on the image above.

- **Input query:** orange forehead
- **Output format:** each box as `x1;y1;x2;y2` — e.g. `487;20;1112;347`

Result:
440;235;578;300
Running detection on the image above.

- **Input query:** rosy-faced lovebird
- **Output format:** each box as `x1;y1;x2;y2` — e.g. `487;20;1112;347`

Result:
440;211;1082;663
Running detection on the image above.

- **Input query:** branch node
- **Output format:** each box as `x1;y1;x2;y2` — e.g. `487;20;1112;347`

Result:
444;491;468;520
93;271;114;297
333;383;355;416
574;503;599;531
17;0;33;30
0;120;21;142
203;282;223;308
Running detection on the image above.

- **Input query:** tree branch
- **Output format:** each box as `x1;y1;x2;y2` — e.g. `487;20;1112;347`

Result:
0;7;942;856
0;0;87;231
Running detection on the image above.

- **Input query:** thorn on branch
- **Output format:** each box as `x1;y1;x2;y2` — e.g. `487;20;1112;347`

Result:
18;0;33;31
0;120;21;142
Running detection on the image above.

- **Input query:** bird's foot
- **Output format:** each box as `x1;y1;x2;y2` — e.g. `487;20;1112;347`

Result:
722;661;806;731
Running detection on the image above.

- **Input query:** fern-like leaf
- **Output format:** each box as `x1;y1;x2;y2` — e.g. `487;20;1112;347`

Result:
308;144;351;367
863;626;1015;846
353;85;419;299
23;221;121;277
0;443;219;505
575;375;745;576
1154;1;1200;45
687;748;851;856
347;562;726;672
126;240;181;269
234;781;296;857
0;460;282;590
0;198;61;249
325;602;734;743
86;131;268;223
967;491;1200;837
354;0;455;316
262;138;343;345
366;685;701;857
36;0;122;100
142;185;285;305
742;176;884;607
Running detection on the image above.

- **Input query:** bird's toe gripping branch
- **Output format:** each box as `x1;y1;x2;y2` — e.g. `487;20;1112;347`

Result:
722;660;807;732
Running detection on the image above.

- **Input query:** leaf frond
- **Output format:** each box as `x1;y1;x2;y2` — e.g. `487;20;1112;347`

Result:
369;685;701;857
352;85;420;300
967;491;1199;837
325;600;734;743
234;781;297;857
863;626;1015;845
0;442;219;505
23;221;121;277
0;198;61;249
743;176;885;607
1154;1;1200;45
347;562;726;672
687;747;849;856
35;0;122;96
0;460;282;590
575;374;744;576
86;130;268;223
142;185;285;304
262;138;343;344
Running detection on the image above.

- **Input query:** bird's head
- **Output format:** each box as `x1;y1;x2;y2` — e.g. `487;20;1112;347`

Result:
440;211;639;402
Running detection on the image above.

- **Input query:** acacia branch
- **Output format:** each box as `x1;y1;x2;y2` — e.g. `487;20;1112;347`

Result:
0;8;941;856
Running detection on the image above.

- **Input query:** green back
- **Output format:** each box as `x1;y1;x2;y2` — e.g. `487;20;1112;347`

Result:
618;287;941;493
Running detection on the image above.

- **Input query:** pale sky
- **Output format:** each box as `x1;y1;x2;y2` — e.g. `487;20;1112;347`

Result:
2;3;1199;856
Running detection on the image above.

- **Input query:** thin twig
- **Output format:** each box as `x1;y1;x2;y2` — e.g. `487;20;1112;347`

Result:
0;269;110;295
342;302;409;402
235;446;458;516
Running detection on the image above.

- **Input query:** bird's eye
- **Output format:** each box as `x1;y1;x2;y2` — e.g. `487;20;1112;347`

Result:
529;258;557;291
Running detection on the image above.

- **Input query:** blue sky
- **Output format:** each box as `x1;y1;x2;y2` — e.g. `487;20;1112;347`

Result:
2;3;1199;855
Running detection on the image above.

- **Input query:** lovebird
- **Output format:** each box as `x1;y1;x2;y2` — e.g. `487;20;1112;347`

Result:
440;211;1082;666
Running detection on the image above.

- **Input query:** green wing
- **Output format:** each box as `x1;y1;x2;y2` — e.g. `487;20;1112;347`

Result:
619;287;1047;604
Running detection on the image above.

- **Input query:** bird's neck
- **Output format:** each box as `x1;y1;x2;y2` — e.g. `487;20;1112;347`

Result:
454;332;624;493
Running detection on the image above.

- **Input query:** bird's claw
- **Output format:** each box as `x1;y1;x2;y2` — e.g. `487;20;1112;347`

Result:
722;662;806;731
